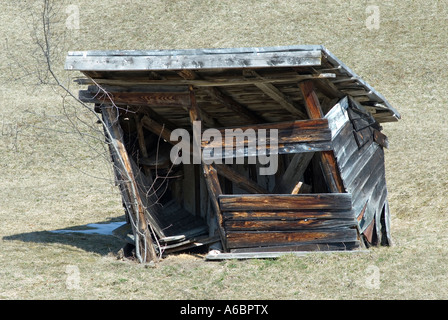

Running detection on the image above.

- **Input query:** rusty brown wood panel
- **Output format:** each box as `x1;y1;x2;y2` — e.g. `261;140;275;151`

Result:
226;229;358;249
224;218;357;231
223;209;354;221
219;193;352;212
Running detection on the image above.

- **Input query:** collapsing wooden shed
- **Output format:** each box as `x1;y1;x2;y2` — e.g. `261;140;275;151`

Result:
65;45;400;262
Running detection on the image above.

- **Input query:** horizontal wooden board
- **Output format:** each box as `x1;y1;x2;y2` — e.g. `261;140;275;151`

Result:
203;129;331;147
224;219;357;231
226;229;358;248
79;90;191;106
214;118;330;132
223;210;355;220
202;141;333;161
202;119;331;147
219;193;352;212
66;50;322;71
206;247;366;259
230;241;361;253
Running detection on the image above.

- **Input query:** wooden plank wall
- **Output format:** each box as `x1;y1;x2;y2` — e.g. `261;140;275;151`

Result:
330;97;391;246
219;194;359;252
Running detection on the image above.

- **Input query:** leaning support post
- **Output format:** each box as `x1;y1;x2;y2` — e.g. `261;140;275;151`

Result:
299;80;345;193
102;106;158;263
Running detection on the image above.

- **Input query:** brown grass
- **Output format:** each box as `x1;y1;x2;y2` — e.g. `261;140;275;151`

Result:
1;0;448;300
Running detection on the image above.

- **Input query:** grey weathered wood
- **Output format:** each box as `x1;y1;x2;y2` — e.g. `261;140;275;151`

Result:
205;249;368;260
75;73;334;87
101;106;159;262
324;96;350;139
66;50;322;71
202;141;333;162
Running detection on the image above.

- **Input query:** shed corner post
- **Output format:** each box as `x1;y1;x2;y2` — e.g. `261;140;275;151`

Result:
187;86;228;252
101;105;159;264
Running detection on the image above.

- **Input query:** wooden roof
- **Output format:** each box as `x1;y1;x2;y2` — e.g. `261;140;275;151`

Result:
66;45;400;127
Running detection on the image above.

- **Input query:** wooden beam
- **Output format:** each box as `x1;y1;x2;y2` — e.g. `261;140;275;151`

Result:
202;118;331;148
299;80;324;118
75;73;335;87
135;115;153;179
299;80;345;193
102;106;158;263
141;115;174;146
177;70;264;124
66;50;323;71
274;152;314;194
79;90;190;107
207;87;265;124
215;164;269;194
244;70;307;119
188;86;227;251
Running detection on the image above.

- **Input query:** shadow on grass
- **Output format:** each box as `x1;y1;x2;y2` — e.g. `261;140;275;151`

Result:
2;217;127;257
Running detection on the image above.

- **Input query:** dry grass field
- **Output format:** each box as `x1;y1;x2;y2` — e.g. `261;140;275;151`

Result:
1;0;448;300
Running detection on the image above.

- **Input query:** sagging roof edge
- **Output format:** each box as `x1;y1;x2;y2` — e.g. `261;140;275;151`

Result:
64;45;401;121
320;47;401;120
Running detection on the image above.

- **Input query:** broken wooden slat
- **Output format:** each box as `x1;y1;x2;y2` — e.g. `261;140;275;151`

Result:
373;128;389;149
380;199;392;245
324;96;350;138
274;152;314;194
